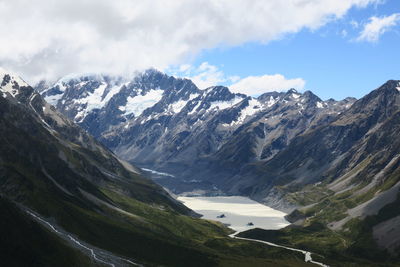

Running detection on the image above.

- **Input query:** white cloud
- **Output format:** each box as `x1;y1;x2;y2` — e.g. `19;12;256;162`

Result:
189;63;226;89
178;64;192;73
356;13;400;42
230;74;306;96
170;62;236;89
0;0;380;82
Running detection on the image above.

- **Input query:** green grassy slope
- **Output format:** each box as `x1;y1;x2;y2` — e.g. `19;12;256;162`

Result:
0;196;95;267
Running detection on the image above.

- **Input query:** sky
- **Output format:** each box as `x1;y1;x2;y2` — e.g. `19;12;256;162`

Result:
0;0;399;100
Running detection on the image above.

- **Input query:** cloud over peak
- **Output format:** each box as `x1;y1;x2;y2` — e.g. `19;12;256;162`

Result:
169;62;305;96
230;74;306;96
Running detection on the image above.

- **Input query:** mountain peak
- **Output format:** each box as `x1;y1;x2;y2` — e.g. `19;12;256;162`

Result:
206;85;230;93
378;80;400;93
302;90;322;102
282;88;302;102
0;67;29;97
366;79;400;98
143;67;163;75
135;68;166;81
338;80;400;125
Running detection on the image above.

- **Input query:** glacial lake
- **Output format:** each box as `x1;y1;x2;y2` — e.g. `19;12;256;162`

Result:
178;196;289;232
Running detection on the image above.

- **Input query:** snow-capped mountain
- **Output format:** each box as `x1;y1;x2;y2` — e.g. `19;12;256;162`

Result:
40;69;356;195
41;70;201;138
0;68;122;154
0;67;30;97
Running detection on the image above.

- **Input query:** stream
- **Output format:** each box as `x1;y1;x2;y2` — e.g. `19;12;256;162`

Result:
25;210;141;267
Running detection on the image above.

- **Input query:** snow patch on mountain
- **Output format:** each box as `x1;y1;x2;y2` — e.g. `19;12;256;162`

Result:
170;93;199;113
230;99;262;126
292;93;301;99
102;85;123;106
74;83;108;111
170;100;188;113
316;101;324;108
119;89;164;117
209;96;244;110
266;96;278;107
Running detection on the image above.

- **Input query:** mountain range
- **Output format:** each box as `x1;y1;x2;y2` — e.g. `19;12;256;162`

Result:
39;70;356;198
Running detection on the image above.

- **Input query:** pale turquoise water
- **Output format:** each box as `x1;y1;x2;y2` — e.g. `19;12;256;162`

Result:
178;196;289;232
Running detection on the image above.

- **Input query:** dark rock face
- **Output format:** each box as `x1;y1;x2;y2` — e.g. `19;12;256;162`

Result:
245;81;400;193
